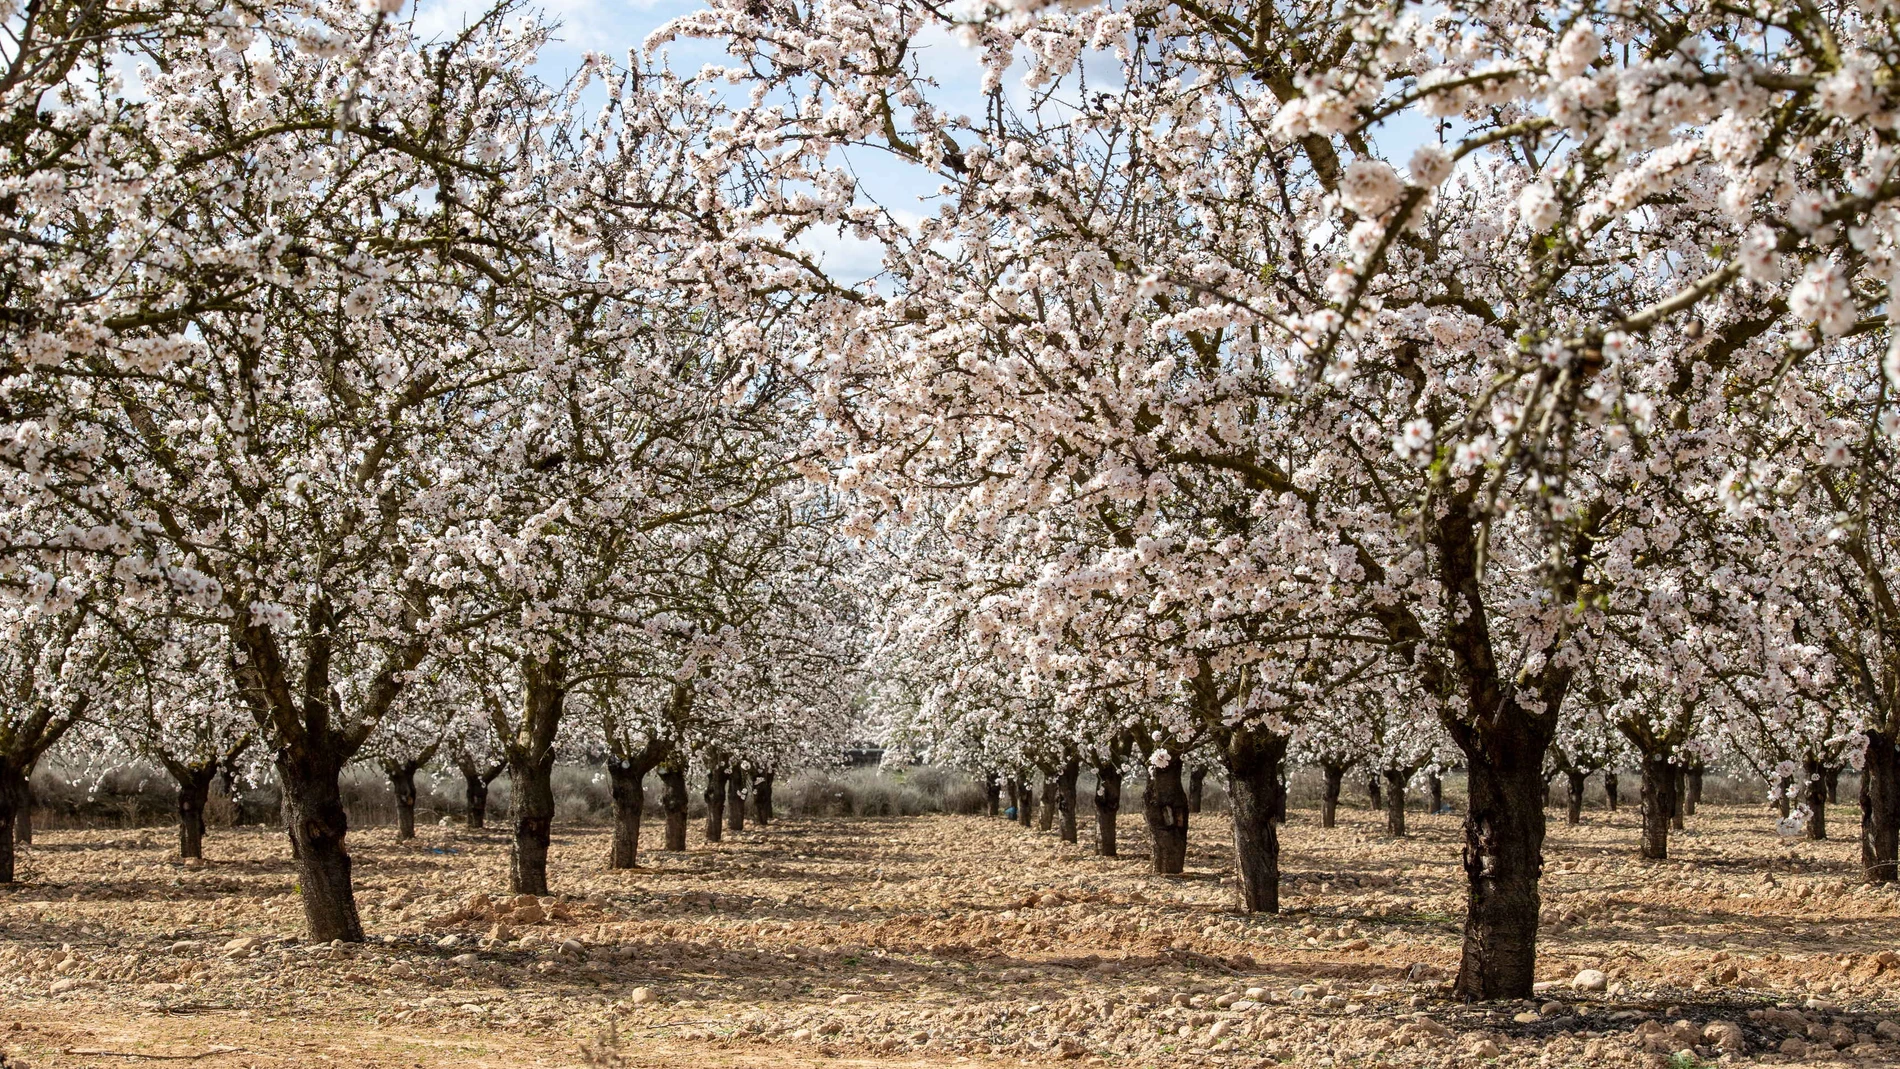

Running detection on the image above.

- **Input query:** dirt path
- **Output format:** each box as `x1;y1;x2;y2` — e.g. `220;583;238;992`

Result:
3;805;1897;1067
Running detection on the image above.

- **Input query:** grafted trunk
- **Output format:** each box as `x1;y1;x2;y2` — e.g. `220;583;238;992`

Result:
1804;757;1827;841
1366;773;1382;810
1564;770;1586;826
1037;775;1056;832
1451;730;1549;1001
1685;766;1703;815
608;760;646;869
1142;757;1189;875
725;767;746;834
1862;728;1899;883
753;771;774;825
508;751;555;895
704;767;728;844
1054;760;1079;843
1320;763;1344;829
0;764;25;883
1093;764;1122;856
984;775;1001;817
1187;767;1206;814
175;765;216;859
1603;771;1619;812
1639;752;1676;861
386;764;419;841
1428;773;1444;816
279;747;364;942
1223;730;1285;913
1383;769;1408;837
660;763;689;851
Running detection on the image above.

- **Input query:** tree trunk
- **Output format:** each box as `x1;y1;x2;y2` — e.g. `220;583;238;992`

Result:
1603;771;1619;812
1037;775;1056;831
1271;765;1288;824
462;767;491;829
508;751;555;895
1094;764;1121;856
387;765;418;841
1366;773;1382;810
1451;733;1549;1001
1826;765;1841;804
1142;758;1189;875
1223;730;1285;913
1564;770;1586;826
1187;767;1206;814
1429;773;1444;816
176;765;215;859
279;747;364;942
281;789;301;860
725;766;746;834
661;763;689;851
1861;728;1899;883
1054;760;1079;843
753;771;774;825
1804;757;1827;841
609;760;645;869
704;766;728;843
1383;768;1408;837
985;775;1000;817
1685;766;1703;815
1639;751;1676;861
12;774;31;846
1670;765;1686;830
1320;763;1344;828
0;763;25;883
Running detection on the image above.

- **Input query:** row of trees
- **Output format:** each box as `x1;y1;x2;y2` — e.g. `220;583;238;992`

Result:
5;0;1899;1003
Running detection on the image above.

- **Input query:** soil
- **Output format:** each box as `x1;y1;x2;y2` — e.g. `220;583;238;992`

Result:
2;803;1897;1068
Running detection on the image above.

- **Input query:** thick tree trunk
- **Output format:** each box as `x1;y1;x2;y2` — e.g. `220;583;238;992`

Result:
1054;760;1079;843
1603;771;1619;812
1320;763;1344;828
1451;734;1549;1001
661;763;689;851
508;751;555;895
1187;767;1206;814
1639;752;1676;861
1685;766;1703;815
1383;769;1408;837
1804;757;1827;841
725;767;746;834
0;763;25;883
12;776;30;846
1094;764;1121;856
1037;775;1056;832
1826;765;1841;805
753;771;774;825
1224;731;1285;913
984;775;1000;817
1670;766;1686;830
1564;770;1586;826
1429;773;1444;816
281;790;301;860
462;768;491;829
1861;728;1899;883
176;766;215;859
387;765;418;841
1142;758;1189;875
1271;765;1288;824
279;748;364;942
1366;773;1382;810
704;767;728;844
609;760;645;869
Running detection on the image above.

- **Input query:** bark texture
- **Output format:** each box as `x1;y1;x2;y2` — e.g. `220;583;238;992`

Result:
1320;763;1344;829
1862;729;1900;883
1093;764;1122;856
1223;730;1286;913
1383;768;1409;837
1639;752;1677;860
1142;758;1189;875
660;761;689;851
1054;760;1079;843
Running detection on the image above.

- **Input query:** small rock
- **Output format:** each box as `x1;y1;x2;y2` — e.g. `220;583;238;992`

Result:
1208;1020;1230;1040
1468;1039;1500;1057
49;978;80;994
630;987;653;1004
1513;1011;1541;1024
1703;1020;1747;1053
223;935;263;953
435;935;459;949
833;993;866;1005
1875;1020;1900;1041
1540;1001;1564;1017
182;858;204;870
1780;1036;1809;1056
449;953;479;966
1571;969;1608;992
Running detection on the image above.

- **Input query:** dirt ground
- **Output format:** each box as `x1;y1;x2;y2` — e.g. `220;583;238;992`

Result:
2;802;1897;1069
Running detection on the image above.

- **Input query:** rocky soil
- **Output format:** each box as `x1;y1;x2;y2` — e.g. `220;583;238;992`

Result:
2;802;1897;1068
